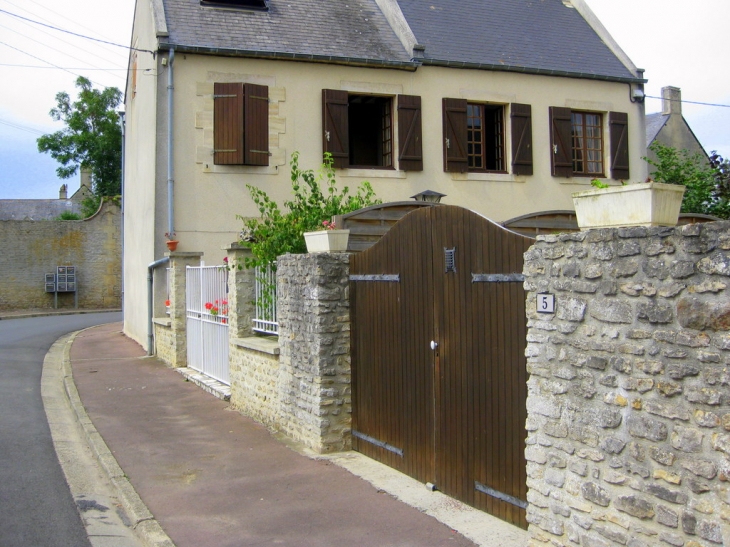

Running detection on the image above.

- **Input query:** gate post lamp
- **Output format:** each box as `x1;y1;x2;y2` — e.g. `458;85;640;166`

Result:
411;190;446;203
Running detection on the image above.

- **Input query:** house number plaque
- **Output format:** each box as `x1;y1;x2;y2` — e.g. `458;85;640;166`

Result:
537;293;555;314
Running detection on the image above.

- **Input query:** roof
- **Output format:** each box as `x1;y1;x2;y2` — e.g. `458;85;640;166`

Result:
160;0;413;66
397;0;636;80
645;112;668;146
157;0;637;80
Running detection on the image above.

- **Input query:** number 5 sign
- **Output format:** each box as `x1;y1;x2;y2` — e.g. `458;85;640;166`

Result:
537;293;555;314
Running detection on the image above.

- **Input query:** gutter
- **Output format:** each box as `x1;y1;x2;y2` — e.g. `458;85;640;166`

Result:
147;257;170;355
419;58;646;85
157;43;419;71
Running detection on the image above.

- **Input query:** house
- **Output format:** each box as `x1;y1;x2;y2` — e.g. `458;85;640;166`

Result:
122;0;648;345
645;85;708;164
0;174;91;220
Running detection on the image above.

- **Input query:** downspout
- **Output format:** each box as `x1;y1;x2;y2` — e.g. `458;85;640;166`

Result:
148;257;170;355
167;48;175;236
119;110;126;312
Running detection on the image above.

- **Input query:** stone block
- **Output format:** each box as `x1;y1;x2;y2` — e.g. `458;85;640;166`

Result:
590;300;633;323
614;495;655;519
628;414;668;441
581;482;611;507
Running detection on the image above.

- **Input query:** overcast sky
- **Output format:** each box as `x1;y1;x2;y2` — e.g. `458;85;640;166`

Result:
0;0;727;199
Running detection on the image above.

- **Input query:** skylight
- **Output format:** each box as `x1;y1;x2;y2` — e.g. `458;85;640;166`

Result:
200;0;269;10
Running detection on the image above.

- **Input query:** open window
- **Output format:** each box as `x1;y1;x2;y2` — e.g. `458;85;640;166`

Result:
550;107;629;179
442;99;533;175
213;82;269;166
322;90;422;171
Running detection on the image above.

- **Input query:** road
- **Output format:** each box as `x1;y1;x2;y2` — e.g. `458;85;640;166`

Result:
0;312;122;547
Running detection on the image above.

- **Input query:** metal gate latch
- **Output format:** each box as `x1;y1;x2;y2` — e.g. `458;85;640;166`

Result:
430;341;439;350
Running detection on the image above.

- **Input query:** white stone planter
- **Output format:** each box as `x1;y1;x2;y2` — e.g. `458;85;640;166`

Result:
572;182;686;229
303;229;350;253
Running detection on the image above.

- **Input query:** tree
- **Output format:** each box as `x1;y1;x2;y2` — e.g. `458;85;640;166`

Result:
645;142;730;219
37;76;123;216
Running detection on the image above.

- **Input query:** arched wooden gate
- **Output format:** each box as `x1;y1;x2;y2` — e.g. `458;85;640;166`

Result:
350;205;533;528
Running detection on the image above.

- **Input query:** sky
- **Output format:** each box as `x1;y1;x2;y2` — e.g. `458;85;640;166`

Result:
0;0;728;199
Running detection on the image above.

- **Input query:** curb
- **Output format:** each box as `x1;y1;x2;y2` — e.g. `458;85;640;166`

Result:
58;329;175;547
0;309;122;321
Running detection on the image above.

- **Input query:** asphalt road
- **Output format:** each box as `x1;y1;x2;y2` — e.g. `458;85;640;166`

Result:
0;312;122;547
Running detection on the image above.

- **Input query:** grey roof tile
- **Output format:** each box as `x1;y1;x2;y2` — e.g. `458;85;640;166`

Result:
645;112;668;146
397;0;635;80
161;0;412;63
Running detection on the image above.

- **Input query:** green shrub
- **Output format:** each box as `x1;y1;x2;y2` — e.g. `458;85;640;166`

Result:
56;211;82;220
239;152;381;270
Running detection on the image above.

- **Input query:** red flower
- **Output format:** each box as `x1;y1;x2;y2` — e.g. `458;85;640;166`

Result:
165;300;170;307
205;302;213;310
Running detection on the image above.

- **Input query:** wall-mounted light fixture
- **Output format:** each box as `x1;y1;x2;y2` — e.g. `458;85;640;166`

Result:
411;190;446;203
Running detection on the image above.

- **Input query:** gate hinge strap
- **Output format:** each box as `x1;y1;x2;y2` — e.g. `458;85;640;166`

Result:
350;274;400;282
352;430;404;457
475;481;528;509
471;273;525;283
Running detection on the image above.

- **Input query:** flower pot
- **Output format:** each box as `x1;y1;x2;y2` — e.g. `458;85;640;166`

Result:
166;240;179;251
303;229;350;253
572;182;686;230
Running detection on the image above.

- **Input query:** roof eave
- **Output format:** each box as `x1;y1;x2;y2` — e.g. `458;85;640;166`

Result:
419;58;646;84
158;43;419;71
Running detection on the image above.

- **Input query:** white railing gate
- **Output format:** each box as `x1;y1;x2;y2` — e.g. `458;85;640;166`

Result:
186;265;229;384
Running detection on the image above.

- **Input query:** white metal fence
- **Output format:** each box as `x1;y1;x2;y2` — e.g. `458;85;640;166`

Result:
186;265;230;384
253;263;278;335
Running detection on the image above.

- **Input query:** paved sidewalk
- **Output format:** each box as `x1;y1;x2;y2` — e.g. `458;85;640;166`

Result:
68;322;527;547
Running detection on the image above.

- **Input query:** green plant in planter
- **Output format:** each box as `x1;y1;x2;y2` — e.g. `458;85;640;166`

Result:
238;151;381;271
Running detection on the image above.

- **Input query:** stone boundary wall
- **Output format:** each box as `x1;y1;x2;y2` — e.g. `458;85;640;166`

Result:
0;200;121;310
523;221;730;547
157;245;354;454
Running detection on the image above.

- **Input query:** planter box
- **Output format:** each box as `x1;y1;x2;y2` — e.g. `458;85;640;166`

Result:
572;182;686;229
303;229;350;253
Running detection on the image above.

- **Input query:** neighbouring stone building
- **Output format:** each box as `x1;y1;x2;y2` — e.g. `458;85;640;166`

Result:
523;221;730;546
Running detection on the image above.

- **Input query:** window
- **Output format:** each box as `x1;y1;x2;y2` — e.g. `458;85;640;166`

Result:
467;103;505;172
443;99;532;175
550;107;629;179
322;90;423;171
201;0;268;10
213;82;269;166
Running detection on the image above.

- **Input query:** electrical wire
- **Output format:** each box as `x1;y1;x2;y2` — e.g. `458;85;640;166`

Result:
645;95;730;108
0;8;155;56
0;118;46;135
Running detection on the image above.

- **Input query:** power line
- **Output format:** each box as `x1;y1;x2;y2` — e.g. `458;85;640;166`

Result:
0;118;46;135
0;8;155;57
645;95;730;108
0;63;133;71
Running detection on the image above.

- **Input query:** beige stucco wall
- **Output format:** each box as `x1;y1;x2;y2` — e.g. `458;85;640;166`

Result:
122;0;163;346
124;5;648;341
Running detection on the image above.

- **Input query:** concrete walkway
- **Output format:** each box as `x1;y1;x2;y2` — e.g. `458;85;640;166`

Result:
54;321;528;546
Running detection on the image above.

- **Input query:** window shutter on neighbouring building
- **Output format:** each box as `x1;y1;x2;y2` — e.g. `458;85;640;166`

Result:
442;98;468;173
214;82;245;165
510;103;533;176
244;83;270;166
397;95;423;171
322;89;349;168
609;111;630;180
550;106;574;177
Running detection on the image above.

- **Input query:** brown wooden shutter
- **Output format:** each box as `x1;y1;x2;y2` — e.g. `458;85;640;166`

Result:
549;106;573;177
510;103;533;176
214;82;244;165
442;98;468;173
322;89;349;168
243;83;269;166
397;95;423;171
609;111;630;180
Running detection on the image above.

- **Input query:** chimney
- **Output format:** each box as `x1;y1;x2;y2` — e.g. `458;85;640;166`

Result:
662;86;682;116
59;183;68;199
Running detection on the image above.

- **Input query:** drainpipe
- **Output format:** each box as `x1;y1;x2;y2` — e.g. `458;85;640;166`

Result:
148;257;170;355
167;48;175;236
118;110;126;312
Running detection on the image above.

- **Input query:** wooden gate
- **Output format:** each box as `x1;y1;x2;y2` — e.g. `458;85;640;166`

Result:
350;205;533;528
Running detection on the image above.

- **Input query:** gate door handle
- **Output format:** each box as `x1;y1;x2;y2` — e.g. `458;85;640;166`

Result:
430;341;439;351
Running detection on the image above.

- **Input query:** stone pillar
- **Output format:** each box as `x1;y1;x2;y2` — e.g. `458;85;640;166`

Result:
225;243;256;339
167;251;202;367
277;252;352;453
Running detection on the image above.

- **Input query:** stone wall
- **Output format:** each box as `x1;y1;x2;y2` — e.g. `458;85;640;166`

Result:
523;221;730;547
276;253;352;453
0;199;121;310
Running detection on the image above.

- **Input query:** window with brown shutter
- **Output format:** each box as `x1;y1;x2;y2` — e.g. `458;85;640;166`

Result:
549;106;574;177
323;90;420;170
510;103;533;176
609;111;630;180
213;82;269;166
